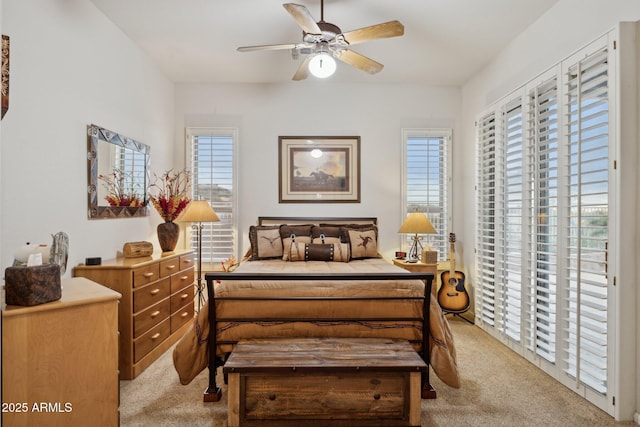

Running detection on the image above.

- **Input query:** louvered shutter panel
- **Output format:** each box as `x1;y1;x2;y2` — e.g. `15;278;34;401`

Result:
476;112;498;327
190;131;236;264
500;98;524;341
524;77;559;364
561;48;609;395
404;130;450;258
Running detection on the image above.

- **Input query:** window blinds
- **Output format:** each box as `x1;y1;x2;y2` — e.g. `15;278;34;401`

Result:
475;41;611;406
189;130;236;264
404;130;450;259
476;112;497;327
562;48;609;395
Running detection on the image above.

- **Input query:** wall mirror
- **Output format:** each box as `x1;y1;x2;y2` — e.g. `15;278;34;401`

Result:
87;124;150;219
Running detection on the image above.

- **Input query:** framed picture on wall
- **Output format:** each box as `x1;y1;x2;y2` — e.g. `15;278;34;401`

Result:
278;136;361;203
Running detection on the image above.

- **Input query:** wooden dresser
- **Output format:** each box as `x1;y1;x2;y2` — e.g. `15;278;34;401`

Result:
2;278;121;427
74;249;195;379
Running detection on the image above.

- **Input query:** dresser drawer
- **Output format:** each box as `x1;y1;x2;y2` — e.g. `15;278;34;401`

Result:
180;253;195;270
133;278;171;313
171;268;194;293
160;258;181;278
171;284;194;312
133;298;170;338
133;264;160;288
171;303;194;333
134;319;171;363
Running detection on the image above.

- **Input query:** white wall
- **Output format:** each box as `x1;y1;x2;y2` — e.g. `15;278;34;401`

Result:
0;0;175;274
460;0;640;421
175;82;461;259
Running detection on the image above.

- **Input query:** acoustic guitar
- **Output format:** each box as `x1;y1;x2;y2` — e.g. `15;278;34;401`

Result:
438;233;470;313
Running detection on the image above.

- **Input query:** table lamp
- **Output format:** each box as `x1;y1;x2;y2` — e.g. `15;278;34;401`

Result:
398;212;436;261
180;200;219;313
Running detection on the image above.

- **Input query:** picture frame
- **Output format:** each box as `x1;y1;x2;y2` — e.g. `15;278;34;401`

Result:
278;136;361;203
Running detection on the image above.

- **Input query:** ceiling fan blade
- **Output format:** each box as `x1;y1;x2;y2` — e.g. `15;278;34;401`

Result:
342;20;404;45
237;43;299;52
292;55;313;81
283;3;322;35
335;49;384;74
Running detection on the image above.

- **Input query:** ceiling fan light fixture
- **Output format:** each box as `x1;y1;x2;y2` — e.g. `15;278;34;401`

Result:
308;52;336;78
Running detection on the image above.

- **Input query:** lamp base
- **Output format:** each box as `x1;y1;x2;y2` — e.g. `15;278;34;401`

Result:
408;235;424;260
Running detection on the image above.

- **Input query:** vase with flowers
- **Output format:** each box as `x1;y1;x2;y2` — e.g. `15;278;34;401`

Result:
148;169;191;252
98;168;144;207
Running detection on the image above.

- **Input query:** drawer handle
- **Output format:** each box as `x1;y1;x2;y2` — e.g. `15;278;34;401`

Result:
373;393;381;400
166;264;177;270
151;333;161;340
181;312;189;318
143;272;154;278
150;310;161;318
150;289;160;295
180;293;189;300
180;275;189;281
183;259;193;264
268;394;276;401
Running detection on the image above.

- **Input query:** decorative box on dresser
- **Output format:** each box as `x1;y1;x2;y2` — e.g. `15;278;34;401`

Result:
2;277;121;427
73;249;195;379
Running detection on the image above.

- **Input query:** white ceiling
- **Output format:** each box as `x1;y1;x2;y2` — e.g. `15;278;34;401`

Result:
89;0;559;86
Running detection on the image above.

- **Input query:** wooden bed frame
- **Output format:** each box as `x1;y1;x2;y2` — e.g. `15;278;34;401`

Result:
203;217;436;402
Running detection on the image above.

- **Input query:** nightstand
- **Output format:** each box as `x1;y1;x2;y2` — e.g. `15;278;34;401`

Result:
393;258;438;295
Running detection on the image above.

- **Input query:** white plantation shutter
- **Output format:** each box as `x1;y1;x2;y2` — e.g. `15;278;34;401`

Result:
524;76;559;364
475;37;612;411
402;129;451;259
114;145;147;199
187;128;237;265
475;112;497;327
499;98;524;342
561;47;609;395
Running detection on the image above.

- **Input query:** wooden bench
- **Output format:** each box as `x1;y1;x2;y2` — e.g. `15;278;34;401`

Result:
223;337;427;427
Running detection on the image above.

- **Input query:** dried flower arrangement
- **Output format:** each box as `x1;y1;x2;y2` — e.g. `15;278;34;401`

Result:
98;168;144;207
148;169;191;222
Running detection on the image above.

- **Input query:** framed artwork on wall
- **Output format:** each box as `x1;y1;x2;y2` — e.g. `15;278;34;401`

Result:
278;136;361;203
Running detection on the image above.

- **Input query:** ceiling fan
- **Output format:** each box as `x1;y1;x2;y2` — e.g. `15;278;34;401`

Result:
237;1;404;80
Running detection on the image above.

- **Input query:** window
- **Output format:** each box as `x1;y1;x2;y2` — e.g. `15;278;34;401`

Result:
475;37;613;412
402;129;451;260
186;128;237;267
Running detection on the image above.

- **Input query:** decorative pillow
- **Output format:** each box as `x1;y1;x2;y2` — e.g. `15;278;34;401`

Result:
280;225;312;260
289;243;350;263
282;234;312;261
345;228;378;259
249;225;283;260
338;224;378;242
311;225;342;241
312;233;342;245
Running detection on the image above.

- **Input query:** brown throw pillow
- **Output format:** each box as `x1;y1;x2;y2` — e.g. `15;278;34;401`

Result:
280;225;312;261
289;242;350;262
249;225;283;260
346;228;378;259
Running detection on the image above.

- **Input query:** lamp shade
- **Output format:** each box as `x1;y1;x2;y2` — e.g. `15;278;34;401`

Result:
179;200;220;222
398;212;436;234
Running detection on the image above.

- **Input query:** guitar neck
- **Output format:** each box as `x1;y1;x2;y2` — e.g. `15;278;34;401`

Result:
449;242;455;275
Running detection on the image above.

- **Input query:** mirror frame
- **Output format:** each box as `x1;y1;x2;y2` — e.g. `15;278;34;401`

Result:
87;124;150;219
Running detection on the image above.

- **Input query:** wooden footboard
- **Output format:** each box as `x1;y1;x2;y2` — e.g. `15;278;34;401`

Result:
203;271;435;402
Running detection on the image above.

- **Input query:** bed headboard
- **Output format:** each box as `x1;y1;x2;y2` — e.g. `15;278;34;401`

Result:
257;217;377;226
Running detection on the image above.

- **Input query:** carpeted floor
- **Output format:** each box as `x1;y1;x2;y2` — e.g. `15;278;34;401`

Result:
120;318;635;426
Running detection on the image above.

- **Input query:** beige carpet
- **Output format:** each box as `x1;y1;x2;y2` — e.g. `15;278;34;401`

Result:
120;318;634;426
